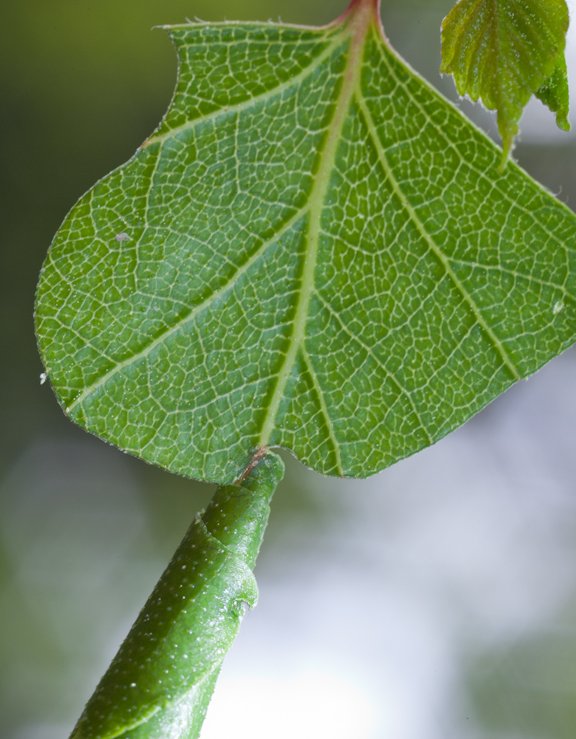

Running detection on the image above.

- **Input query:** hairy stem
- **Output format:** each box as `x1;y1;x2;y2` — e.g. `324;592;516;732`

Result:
71;451;284;739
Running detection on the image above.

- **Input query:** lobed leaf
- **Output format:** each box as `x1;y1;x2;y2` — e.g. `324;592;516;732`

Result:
441;0;571;159
36;0;576;485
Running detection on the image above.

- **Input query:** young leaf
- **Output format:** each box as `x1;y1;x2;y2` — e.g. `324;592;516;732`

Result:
71;451;284;739
536;55;571;132
441;0;571;159
35;0;576;485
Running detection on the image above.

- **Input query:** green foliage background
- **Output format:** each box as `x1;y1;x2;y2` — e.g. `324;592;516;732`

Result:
1;1;576;738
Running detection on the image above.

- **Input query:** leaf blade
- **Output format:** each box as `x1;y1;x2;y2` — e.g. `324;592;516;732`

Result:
36;6;576;484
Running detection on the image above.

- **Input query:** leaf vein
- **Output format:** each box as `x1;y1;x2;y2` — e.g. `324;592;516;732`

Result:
67;206;309;413
300;345;344;475
356;93;522;381
377;42;573;241
314;290;434;446
146;36;347;146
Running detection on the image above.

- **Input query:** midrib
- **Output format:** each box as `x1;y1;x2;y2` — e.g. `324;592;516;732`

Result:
257;7;373;448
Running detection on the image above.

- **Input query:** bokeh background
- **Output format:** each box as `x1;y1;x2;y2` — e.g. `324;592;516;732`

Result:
2;1;576;737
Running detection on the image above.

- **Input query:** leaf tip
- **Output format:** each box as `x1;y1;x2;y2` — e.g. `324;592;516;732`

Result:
555;111;571;132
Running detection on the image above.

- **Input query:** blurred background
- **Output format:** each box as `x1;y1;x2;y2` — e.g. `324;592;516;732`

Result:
1;0;576;737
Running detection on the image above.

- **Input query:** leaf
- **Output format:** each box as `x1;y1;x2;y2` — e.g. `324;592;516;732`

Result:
536;54;571;132
35;0;576;485
71;452;284;739
441;0;571;159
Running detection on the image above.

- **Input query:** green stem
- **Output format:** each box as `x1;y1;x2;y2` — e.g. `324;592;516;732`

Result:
71;451;284;739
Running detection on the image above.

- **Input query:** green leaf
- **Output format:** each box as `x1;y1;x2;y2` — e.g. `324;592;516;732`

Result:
441;0;571;159
536;54;571;132
71;451;284;739
35;0;576;485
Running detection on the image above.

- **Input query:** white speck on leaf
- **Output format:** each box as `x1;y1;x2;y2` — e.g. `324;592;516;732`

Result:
39;372;47;385
553;300;564;315
115;232;130;242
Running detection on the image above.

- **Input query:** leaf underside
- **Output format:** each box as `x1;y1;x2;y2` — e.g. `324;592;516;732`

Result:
36;6;576;485
441;0;571;159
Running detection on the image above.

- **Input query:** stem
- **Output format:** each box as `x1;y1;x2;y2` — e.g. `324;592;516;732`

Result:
71;451;285;739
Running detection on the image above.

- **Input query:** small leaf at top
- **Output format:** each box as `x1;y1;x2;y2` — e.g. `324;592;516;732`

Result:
35;0;576;485
536;54;571;132
441;0;571;160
